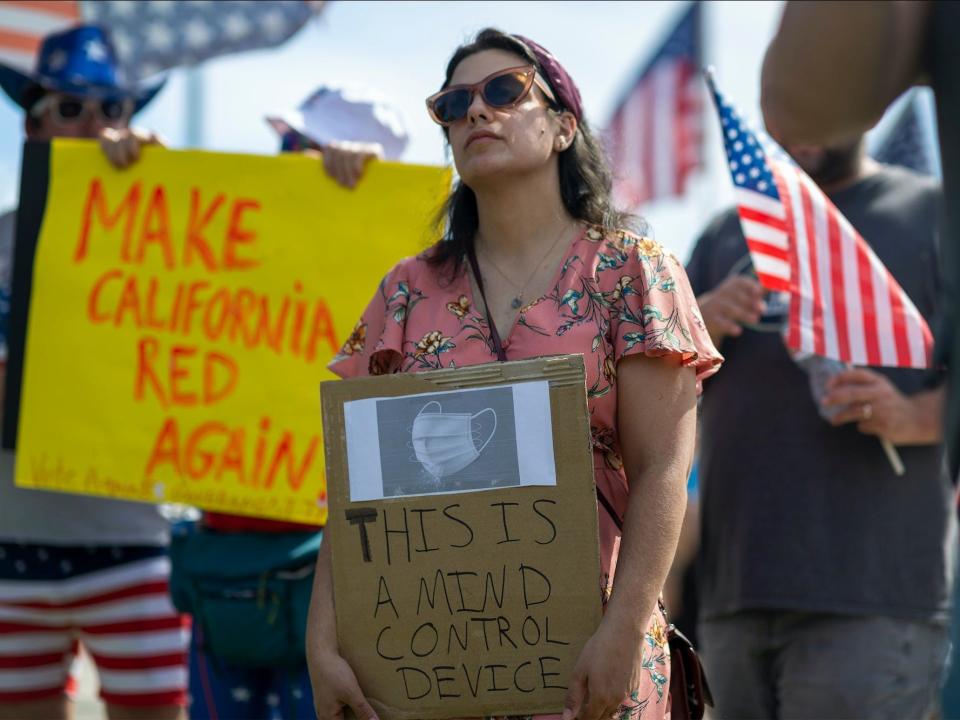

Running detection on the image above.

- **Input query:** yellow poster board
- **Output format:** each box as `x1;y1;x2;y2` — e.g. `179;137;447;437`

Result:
14;140;450;525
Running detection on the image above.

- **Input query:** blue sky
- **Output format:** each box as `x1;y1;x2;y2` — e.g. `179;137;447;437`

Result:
0;0;929;261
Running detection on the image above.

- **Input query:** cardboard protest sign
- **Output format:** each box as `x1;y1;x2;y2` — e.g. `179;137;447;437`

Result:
321;355;602;719
6;140;449;524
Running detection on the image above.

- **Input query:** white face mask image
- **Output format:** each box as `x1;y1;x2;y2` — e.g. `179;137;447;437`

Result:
411;400;498;480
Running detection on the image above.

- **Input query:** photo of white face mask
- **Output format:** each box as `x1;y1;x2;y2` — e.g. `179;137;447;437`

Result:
411;400;498;480
344;381;554;501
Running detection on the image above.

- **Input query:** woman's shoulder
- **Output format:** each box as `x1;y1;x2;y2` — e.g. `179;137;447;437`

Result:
379;247;440;284
579;224;677;264
378;242;467;292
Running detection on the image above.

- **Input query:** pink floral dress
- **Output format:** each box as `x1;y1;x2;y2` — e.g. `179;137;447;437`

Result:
330;225;722;719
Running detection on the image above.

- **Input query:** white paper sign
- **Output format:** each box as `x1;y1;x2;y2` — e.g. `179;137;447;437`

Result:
343;381;555;501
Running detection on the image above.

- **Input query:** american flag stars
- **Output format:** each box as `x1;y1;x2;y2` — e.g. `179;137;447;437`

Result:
706;70;933;369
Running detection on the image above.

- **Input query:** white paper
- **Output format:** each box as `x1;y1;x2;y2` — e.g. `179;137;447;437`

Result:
344;380;556;502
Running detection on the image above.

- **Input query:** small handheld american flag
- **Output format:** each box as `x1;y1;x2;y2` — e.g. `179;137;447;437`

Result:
705;69;933;371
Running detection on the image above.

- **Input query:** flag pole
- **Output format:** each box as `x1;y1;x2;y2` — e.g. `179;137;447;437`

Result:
881;439;905;476
841;361;906;476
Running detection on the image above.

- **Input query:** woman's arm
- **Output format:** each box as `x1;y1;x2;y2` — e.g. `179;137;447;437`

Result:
306;537;380;720
563;354;697;720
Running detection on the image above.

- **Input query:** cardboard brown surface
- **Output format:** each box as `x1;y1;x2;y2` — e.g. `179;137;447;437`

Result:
321;355;602;720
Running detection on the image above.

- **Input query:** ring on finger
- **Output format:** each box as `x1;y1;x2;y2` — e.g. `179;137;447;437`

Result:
862;402;873;420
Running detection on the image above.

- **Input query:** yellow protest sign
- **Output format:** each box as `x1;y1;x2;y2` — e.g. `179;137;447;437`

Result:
13;139;450;525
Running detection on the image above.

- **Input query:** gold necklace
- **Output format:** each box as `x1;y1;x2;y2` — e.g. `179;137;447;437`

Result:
479;222;570;310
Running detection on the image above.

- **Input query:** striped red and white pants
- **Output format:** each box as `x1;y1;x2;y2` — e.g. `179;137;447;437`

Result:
0;543;190;707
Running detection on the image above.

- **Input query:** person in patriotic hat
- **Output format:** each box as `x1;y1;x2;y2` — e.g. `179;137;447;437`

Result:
0;23;165;163
0;24;189;720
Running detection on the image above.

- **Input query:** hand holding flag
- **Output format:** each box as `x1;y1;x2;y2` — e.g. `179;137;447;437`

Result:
705;68;934;474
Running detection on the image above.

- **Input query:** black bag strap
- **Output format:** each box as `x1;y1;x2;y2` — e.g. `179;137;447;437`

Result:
596;486;623;532
468;245;627;531
466;244;509;363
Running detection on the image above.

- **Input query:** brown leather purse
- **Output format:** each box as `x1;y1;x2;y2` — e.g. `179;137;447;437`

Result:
660;600;713;720
596;490;713;720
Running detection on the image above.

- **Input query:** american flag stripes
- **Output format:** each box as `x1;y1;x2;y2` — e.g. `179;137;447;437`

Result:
83;0;323;80
707;73;933;370
0;1;322;80
0;555;189;705
0;1;79;70
607;1;702;208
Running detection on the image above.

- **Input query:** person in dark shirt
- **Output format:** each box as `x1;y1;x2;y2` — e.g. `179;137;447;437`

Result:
761;4;960;712
687;134;954;719
761;0;959;476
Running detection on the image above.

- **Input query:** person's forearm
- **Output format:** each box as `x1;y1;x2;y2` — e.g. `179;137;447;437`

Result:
761;1;930;144
306;538;338;661
604;462;689;634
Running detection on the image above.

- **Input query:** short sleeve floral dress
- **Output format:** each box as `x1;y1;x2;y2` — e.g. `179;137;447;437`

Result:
330;225;722;719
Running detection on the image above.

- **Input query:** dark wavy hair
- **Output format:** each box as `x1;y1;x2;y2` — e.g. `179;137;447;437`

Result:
428;28;641;278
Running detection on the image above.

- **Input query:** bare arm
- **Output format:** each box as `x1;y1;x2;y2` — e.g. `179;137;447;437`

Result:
663;496;699;619
305;540;337;667
306;537;379;720
607;355;696;636
563;355;697;720
761;0;932;145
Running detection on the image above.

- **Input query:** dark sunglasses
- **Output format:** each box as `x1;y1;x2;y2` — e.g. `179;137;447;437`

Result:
31;93;133;125
425;65;558;126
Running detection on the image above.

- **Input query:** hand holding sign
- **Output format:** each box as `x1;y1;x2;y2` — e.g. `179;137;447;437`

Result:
563;617;647;720
319;141;385;190
310;644;380;720
319;357;601;720
11;140;450;523
98;126;164;169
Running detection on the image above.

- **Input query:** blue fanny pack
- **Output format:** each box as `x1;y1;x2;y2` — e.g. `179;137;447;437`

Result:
169;522;322;668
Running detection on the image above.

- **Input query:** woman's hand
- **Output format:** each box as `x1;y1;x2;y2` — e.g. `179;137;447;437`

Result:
562;615;646;720
307;541;378;720
565;353;694;720
317;140;385;189
308;648;380;720
98;126;164;169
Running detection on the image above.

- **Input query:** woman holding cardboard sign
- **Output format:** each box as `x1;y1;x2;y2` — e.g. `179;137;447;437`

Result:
307;29;722;720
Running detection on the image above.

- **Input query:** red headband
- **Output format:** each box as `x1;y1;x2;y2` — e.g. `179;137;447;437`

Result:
513;34;583;122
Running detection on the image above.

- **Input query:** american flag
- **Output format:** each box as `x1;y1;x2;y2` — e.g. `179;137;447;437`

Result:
607;1;702;208
0;1;80;70
707;73;933;370
0;1;323;79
